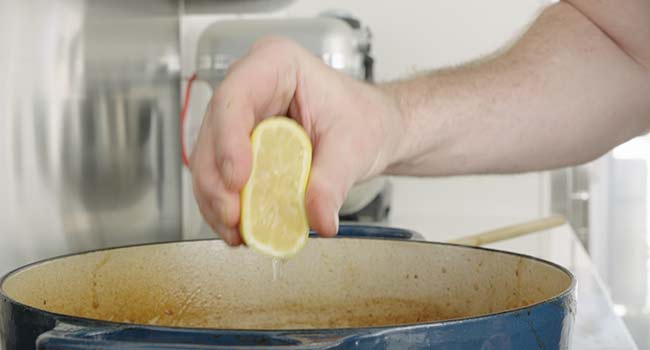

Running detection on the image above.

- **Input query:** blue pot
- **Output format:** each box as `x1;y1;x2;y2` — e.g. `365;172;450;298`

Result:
1;226;575;349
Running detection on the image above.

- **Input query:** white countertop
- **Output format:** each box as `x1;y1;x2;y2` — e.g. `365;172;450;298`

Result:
460;225;636;349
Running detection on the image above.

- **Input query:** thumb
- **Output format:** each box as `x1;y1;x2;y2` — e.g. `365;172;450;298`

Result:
305;137;357;237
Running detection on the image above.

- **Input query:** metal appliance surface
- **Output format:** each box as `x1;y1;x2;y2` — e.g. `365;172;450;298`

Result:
196;16;370;81
0;226;575;349
0;1;182;274
184;0;297;14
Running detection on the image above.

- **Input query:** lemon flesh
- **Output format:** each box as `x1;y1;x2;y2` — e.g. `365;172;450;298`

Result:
240;117;312;258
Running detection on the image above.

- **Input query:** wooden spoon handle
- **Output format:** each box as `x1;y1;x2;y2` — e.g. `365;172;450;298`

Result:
448;215;567;246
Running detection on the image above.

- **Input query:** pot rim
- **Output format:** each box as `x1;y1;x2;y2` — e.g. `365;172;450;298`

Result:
0;225;577;333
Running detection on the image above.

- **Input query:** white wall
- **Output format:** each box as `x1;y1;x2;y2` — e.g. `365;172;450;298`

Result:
181;0;554;243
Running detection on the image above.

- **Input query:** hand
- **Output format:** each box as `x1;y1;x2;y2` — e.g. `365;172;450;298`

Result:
190;37;404;245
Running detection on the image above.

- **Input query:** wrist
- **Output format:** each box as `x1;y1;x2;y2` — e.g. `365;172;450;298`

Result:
375;82;412;174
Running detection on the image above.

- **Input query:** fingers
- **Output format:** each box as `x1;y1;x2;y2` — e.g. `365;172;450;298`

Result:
190;124;243;246
190;80;253;245
206;38;302;191
208;89;255;192
306;135;359;237
306;174;342;238
190;37;303;245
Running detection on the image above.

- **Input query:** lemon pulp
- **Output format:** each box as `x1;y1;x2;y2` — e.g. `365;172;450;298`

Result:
240;117;312;259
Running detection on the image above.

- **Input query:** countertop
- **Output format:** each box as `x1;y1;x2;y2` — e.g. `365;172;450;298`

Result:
399;222;637;349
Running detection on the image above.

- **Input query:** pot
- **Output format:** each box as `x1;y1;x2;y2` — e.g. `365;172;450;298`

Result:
0;226;575;349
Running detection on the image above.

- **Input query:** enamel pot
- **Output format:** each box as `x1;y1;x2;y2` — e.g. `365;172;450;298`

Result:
0;225;575;349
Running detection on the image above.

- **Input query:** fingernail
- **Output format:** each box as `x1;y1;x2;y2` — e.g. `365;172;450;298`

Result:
221;159;234;188
332;206;340;235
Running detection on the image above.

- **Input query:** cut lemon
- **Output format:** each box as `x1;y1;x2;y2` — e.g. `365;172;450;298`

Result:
240;116;312;258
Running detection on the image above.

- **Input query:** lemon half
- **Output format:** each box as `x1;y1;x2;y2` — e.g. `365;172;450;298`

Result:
240;117;312;258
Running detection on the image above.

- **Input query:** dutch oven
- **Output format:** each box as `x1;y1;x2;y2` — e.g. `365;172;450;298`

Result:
0;225;575;349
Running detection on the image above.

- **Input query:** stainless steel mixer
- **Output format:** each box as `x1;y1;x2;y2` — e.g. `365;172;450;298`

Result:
0;1;390;274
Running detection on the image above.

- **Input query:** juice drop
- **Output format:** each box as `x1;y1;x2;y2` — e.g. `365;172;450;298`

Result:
272;258;282;282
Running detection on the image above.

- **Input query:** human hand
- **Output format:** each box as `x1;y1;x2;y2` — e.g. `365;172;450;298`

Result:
190;37;404;245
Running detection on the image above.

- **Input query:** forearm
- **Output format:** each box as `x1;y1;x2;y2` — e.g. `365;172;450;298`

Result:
383;2;650;176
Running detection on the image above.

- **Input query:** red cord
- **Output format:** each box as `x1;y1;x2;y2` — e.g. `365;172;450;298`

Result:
181;73;197;168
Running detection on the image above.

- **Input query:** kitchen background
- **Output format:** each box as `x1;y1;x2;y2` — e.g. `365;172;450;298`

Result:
1;0;649;347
